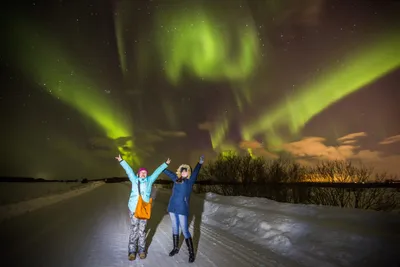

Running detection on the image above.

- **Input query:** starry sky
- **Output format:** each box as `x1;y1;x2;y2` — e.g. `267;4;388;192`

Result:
1;0;399;180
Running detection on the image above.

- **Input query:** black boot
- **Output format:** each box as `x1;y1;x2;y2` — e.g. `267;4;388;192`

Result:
169;234;179;256
185;237;195;263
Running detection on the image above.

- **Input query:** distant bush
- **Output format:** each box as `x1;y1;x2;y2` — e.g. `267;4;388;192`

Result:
193;152;399;212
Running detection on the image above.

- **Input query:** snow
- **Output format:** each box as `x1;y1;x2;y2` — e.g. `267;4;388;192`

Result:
0;181;104;222
0;181;91;205
156;188;400;267
0;183;398;267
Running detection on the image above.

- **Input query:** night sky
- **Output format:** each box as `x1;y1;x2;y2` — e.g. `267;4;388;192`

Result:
1;0;399;180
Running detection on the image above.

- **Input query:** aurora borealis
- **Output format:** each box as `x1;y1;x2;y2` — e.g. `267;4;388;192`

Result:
1;0;399;179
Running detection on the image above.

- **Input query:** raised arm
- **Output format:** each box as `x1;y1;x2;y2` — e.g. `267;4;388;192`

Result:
118;159;138;183
188;156;204;187
163;169;178;182
148;158;171;184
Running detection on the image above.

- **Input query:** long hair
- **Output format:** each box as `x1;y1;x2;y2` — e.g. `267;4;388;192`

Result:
176;164;192;179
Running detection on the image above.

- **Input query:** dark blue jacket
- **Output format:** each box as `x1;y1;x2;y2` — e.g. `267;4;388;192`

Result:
163;163;202;216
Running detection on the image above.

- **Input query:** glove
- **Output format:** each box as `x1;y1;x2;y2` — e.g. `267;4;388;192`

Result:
199;155;205;164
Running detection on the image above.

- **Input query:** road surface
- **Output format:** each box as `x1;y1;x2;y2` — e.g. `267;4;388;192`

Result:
0;183;302;267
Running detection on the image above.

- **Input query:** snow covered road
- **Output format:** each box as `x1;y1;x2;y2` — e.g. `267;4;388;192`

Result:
0;183;398;267
0;183;299;267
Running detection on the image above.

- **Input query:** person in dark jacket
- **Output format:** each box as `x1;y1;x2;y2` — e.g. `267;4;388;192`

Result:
162;155;204;263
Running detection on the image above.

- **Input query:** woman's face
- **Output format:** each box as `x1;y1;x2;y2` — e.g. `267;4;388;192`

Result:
181;170;189;178
139;170;147;178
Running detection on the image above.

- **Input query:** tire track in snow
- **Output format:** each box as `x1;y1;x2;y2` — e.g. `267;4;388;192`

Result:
120;184;298;266
154;189;274;266
194;222;275;267
155;214;219;267
155;187;302;267
155;209;267;267
155;189;266;266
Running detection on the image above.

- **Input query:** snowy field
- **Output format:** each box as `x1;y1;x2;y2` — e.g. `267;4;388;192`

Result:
0;183;398;267
0;182;88;205
0;181;104;222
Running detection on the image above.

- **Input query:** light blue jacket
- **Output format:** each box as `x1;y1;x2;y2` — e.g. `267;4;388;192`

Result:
119;160;168;213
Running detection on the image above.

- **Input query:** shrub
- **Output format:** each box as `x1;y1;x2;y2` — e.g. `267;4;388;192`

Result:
193;152;399;212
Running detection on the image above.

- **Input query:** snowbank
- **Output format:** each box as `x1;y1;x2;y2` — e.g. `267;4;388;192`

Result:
199;192;400;267
0;182;104;222
155;188;400;267
0;182;89;205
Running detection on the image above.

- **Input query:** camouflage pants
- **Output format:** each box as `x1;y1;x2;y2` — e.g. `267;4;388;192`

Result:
128;212;148;254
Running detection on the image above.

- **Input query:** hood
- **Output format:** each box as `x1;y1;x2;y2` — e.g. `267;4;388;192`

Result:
176;164;192;179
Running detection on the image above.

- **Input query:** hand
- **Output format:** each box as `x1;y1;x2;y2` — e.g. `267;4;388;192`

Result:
166;158;171;164
115;154;122;162
199;155;205;164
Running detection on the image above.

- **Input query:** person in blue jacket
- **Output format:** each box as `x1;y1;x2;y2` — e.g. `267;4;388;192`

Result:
162;155;204;263
115;154;171;261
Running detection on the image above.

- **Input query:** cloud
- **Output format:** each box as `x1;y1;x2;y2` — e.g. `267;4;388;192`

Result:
217;142;239;153
275;0;325;28
87;134;160;165
280;132;400;177
137;129;187;144
337;132;367;143
340;139;357;145
156;129;187;138
88;136;115;151
282;136;353;160
198;122;213;131
240;140;279;159
239;140;263;149
282;133;374;161
62;136;126;160
143;133;164;143
379;134;400;145
299;0;325;26
129;129;188;163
